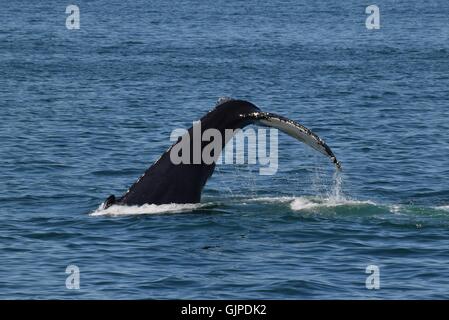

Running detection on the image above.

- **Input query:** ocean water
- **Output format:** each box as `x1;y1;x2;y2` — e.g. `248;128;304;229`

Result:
1;0;449;299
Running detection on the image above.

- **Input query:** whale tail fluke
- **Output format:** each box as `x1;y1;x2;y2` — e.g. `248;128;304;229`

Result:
102;98;341;207
242;111;342;170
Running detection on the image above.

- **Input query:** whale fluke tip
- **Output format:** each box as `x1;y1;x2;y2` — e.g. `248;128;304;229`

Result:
332;158;342;171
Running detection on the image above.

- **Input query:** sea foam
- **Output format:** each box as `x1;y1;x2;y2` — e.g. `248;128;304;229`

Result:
90;202;207;216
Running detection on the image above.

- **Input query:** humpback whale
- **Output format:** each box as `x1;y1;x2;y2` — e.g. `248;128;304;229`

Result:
101;98;341;209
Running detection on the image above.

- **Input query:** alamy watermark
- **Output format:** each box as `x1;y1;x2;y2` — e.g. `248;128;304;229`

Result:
366;5;380;30
66;264;80;290
66;5;80;30
169;121;279;175
365;265;380;289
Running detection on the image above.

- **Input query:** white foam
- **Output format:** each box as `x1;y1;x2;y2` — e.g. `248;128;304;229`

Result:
290;196;375;211
90;202;208;217
436;205;449;212
237;194;376;211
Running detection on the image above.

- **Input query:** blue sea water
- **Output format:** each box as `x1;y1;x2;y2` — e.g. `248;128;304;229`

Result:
1;0;449;299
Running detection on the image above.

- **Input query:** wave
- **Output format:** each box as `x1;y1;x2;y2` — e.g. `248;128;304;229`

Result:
90;195;449;218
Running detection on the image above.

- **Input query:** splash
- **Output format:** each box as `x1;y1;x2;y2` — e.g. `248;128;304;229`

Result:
311;157;327;196
330;169;344;202
90;202;208;217
291;169;377;211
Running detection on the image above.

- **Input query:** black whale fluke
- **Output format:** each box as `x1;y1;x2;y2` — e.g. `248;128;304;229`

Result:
101;98;340;209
